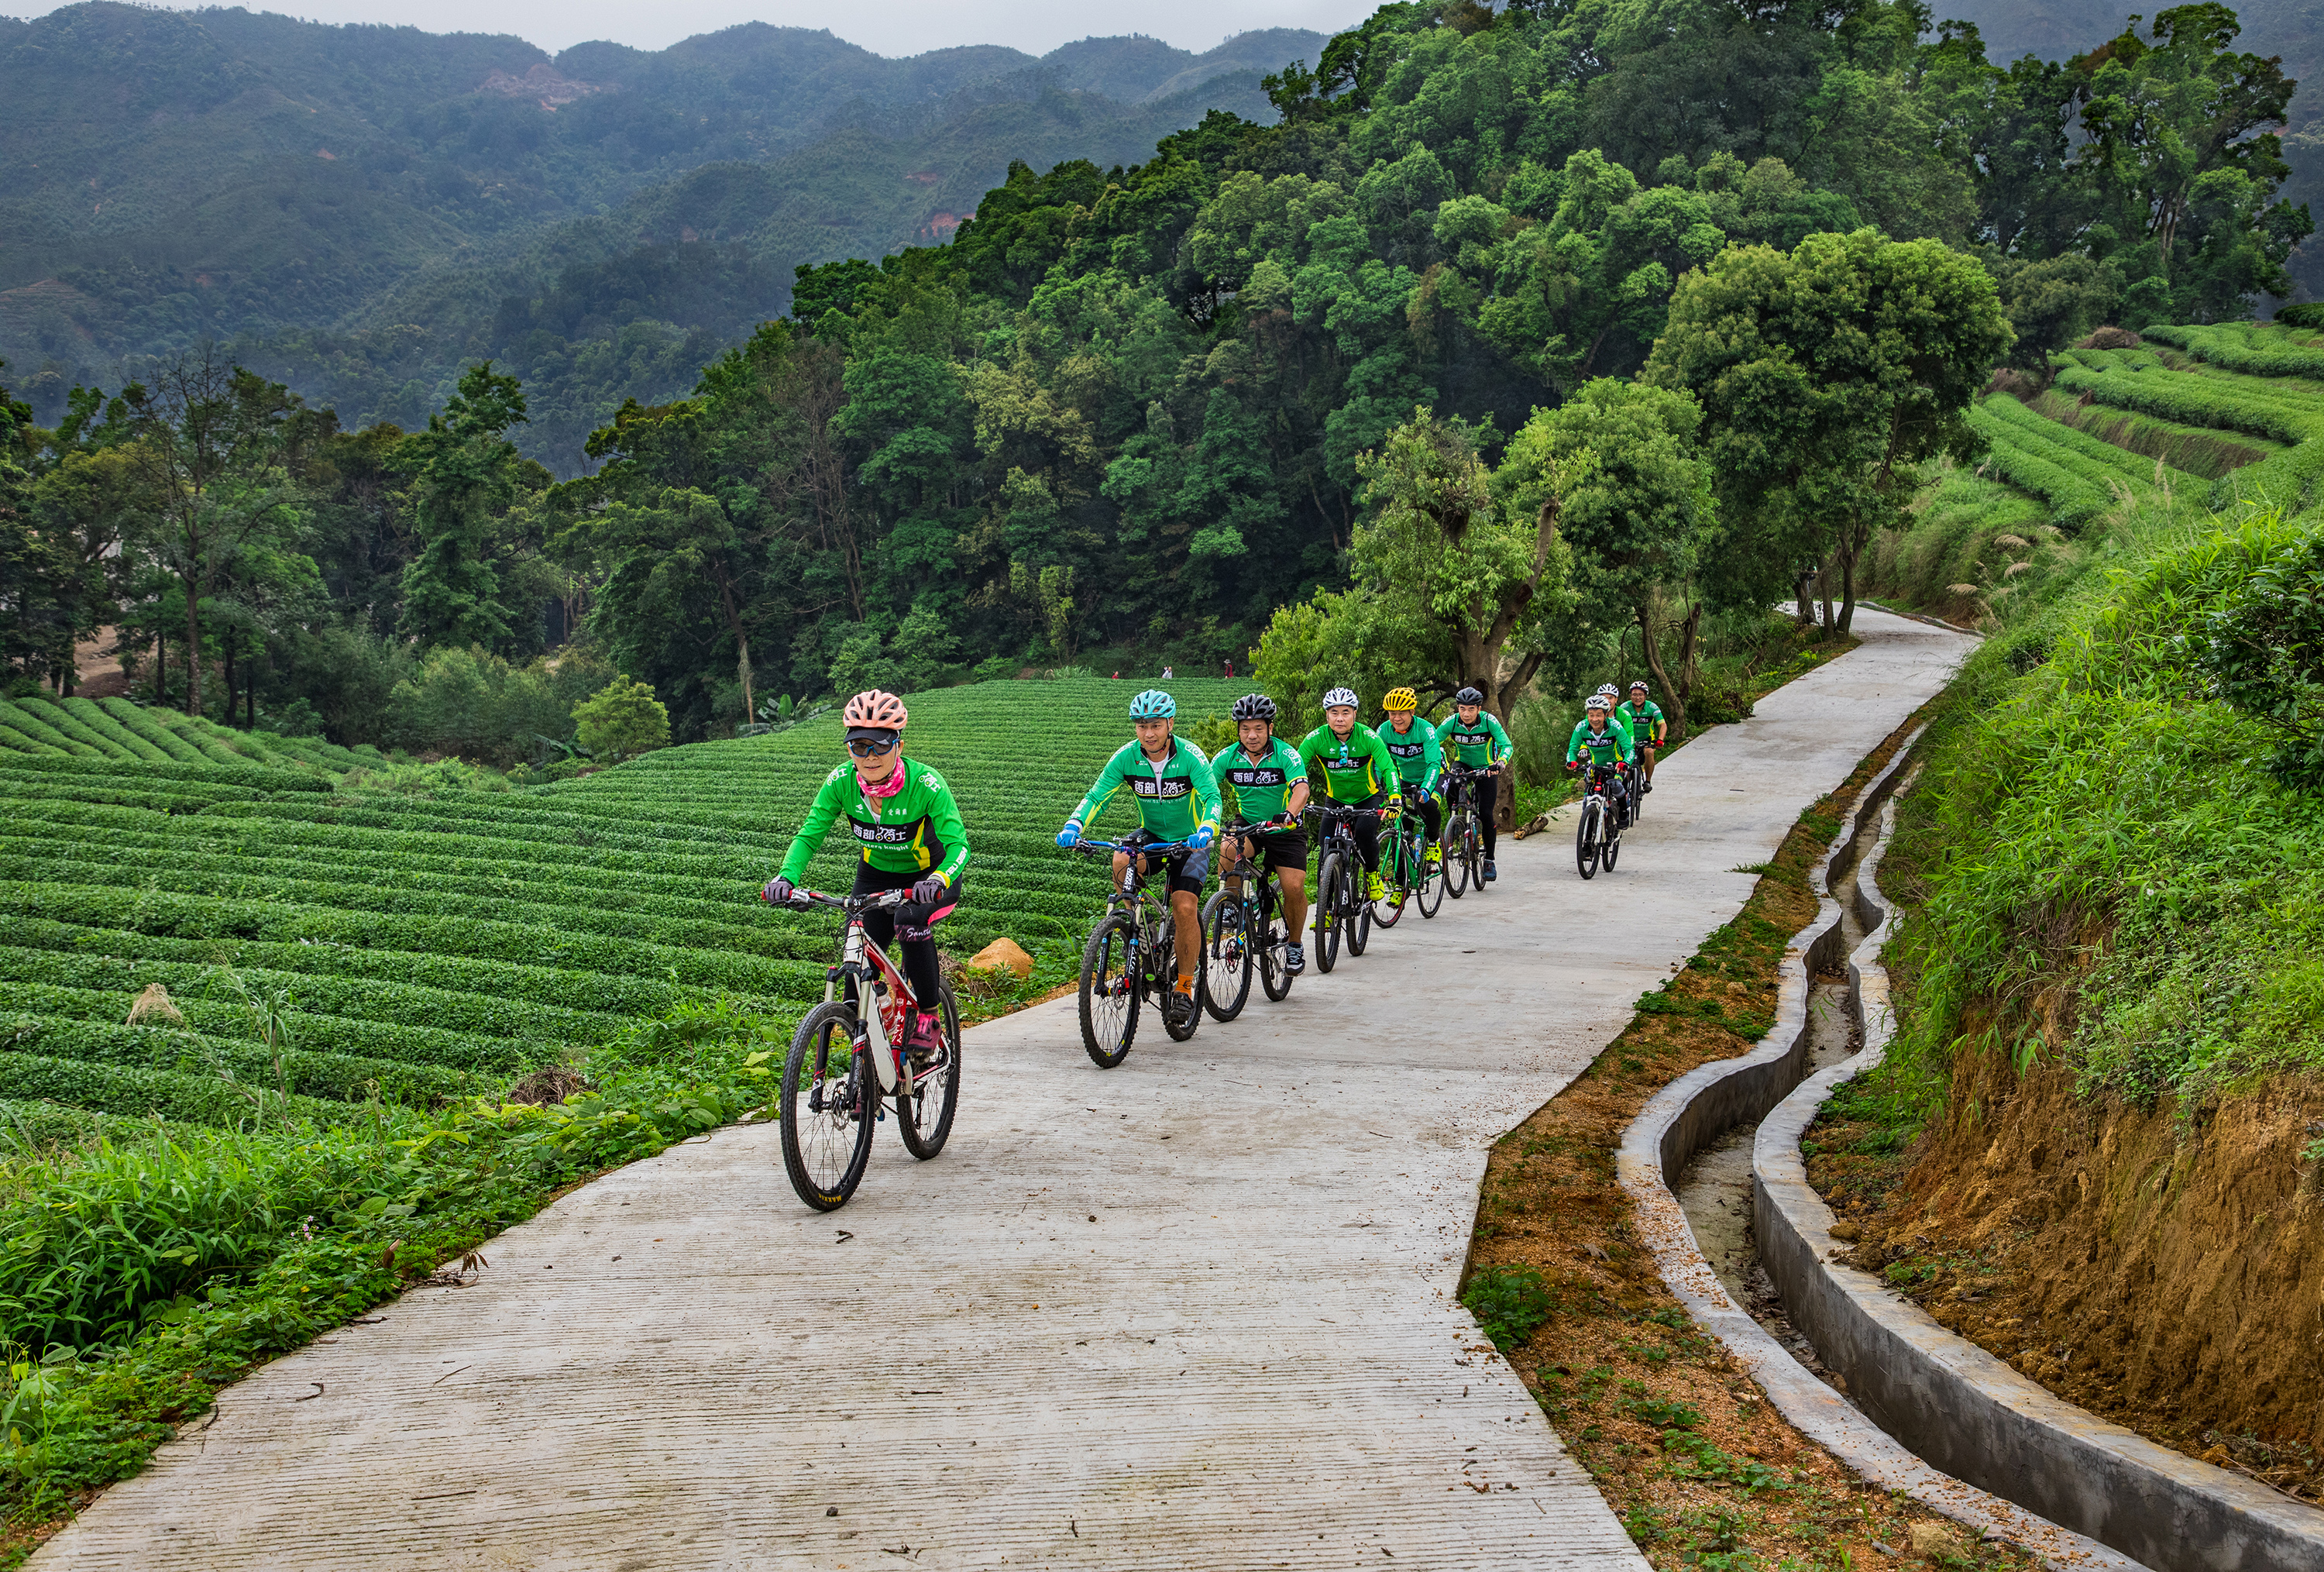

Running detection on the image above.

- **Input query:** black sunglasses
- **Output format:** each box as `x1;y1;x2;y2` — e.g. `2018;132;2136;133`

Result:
847;736;899;757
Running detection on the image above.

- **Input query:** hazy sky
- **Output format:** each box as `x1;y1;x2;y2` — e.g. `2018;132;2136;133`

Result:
12;0;1361;57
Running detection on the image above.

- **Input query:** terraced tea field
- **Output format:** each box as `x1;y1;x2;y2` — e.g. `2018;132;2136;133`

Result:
0;679;1246;1140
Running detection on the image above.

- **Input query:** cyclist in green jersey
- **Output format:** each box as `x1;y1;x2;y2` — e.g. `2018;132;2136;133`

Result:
1298;686;1403;903
1377;686;1444;867
1212;692;1312;975
1057;689;1222;1017
762;690;968;1059
1566;692;1637;826
1439;686;1513;882
1618;679;1666;793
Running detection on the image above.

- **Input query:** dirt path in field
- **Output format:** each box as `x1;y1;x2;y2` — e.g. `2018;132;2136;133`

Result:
35;610;1973;1571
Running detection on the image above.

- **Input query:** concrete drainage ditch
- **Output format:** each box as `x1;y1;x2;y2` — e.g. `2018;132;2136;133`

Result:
1619;725;2324;1572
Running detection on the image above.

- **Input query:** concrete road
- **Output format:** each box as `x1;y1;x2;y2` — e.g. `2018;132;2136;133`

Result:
36;609;1972;1571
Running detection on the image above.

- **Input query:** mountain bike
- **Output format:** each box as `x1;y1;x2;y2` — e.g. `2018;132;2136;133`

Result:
1199;816;1300;1020
1372;796;1442;926
1624;757;1648;824
1310;801;1384;972
1574;762;1625;879
1440;764;1487;898
774;886;961;1212
1074;836;1205;1066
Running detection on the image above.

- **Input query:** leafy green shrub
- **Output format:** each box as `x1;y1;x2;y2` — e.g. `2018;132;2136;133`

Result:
2184;523;2324;789
572;674;672;761
1461;1264;1557;1350
385;645;614;766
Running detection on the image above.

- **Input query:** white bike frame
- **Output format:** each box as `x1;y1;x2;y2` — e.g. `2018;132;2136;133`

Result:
818;903;916;1096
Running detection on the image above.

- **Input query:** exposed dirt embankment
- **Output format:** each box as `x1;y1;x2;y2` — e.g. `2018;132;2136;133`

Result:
1812;1047;2324;1505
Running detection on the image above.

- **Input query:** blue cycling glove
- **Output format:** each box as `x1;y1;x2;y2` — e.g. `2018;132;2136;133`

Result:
1057;822;1082;849
1189;824;1215;849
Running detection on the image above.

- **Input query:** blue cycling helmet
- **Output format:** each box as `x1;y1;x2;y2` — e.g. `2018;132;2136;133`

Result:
1129;689;1177;720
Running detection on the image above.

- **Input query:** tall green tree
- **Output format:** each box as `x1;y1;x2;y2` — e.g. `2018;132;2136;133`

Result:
1494;379;1715;738
396;362;541;652
120;353;313;718
1645;229;2013;633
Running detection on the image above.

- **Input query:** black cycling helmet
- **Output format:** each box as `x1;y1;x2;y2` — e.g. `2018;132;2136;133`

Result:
1454;686;1484;706
1231;692;1277;722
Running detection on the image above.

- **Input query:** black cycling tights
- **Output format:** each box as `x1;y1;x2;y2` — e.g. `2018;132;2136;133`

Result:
852;862;950;1010
1473;773;1500;858
1346;803;1383;872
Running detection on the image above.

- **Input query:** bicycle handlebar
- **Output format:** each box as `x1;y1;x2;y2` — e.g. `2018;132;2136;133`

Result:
1074;837;1197;856
776;886;916;913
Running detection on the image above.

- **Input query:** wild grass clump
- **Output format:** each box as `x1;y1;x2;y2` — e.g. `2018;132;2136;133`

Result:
1889;505;2324;1109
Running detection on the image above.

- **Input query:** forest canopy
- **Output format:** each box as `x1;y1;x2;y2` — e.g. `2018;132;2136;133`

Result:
2;0;2305;753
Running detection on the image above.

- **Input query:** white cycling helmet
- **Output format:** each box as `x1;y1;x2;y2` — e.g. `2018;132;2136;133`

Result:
1322;686;1359;709
1585;693;1612;711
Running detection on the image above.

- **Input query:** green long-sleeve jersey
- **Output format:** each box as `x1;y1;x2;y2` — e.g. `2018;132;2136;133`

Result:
1071;735;1222;841
1617;699;1665;746
1439;710;1512;768
1567;717;1636;766
779;757;972;885
1377;714;1442;792
1210;737;1307;823
1298;722;1401;804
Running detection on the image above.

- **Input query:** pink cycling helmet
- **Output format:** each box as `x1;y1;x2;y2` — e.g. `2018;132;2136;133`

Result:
844;689;908;737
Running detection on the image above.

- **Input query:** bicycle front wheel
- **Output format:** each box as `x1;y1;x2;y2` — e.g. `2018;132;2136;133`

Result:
1079;915;1140;1068
1463;821;1484;892
1201;891;1254;1022
896;982;961;1160
781;1002;877;1211
1444;813;1469;898
1315;852;1344;973
1576;800;1601;880
1416;838;1444;918
1374;832;1409;930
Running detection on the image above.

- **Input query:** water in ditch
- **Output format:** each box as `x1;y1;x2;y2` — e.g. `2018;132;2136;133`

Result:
1674;857;1867;1390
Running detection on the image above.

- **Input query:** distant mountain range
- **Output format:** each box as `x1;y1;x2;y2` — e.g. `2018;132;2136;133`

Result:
0;4;1332;459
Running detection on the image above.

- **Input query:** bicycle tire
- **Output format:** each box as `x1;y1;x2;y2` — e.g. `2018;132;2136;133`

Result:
1604;831;1621;872
1444;810;1469;898
1159;910;1202;1041
1078;915;1140;1068
1416;840;1444;918
1315;852;1344;972
896;982;961;1160
1200;891;1255;1022
1374;830;1408;930
1576;799;1600;879
780;1002;877;1211
1259;878;1294;1000
1463;821;1484;893
1346;859;1372;956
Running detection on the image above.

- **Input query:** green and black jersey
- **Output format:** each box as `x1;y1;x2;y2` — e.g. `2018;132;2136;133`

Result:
778;757;971;885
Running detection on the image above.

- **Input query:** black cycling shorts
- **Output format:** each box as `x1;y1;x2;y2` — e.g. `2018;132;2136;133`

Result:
1126;830;1210;896
1228;826;1307;874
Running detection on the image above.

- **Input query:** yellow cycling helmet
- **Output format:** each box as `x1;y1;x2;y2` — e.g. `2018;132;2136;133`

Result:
1382;686;1418;712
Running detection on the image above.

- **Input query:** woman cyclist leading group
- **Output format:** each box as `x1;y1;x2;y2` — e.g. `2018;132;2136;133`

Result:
761;690;968;1065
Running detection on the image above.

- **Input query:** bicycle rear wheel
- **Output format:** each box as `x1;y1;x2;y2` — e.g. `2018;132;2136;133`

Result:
1259;879;1294;1001
1201;891;1254;1022
1576;800;1601;879
781;1002;877;1211
1315;852;1344;972
1604;829;1621;872
1078;915;1140;1068
1462;820;1484;893
896;982;961;1159
1346;864;1372;956
1159;912;1202;1041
